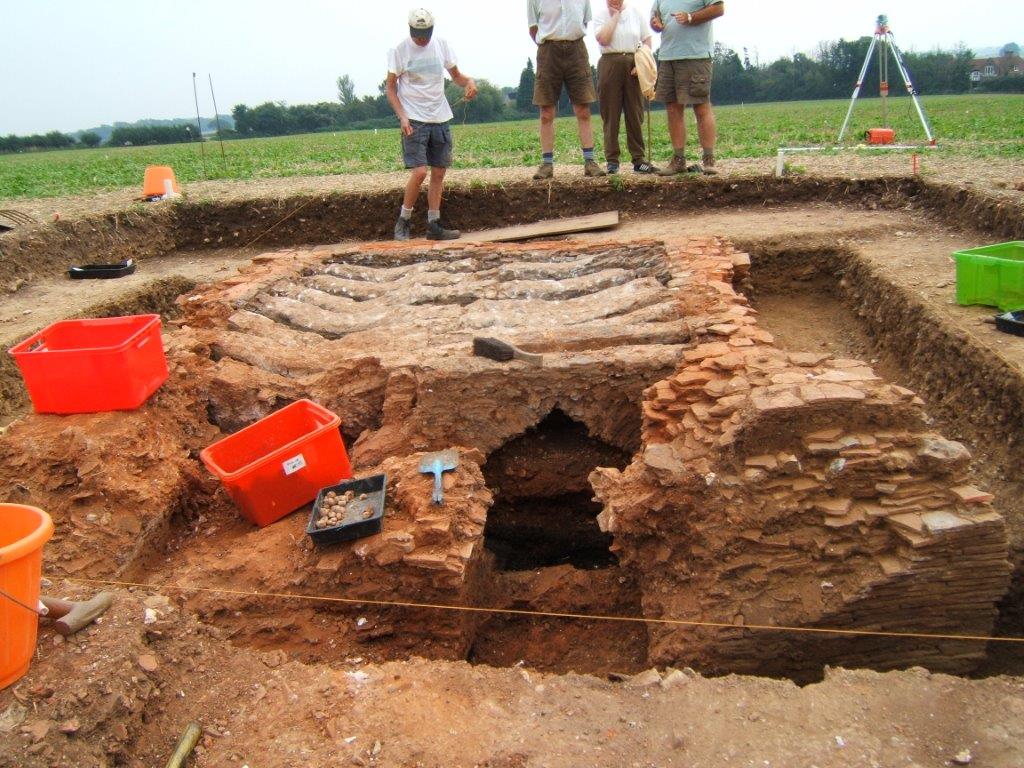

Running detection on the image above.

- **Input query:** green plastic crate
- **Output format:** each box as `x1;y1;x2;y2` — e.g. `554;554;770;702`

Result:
955;242;1024;312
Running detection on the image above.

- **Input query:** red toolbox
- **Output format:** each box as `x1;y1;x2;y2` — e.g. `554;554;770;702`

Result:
8;315;168;414
200;399;353;527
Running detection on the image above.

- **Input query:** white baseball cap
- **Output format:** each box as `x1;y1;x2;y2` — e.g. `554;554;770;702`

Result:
408;8;435;30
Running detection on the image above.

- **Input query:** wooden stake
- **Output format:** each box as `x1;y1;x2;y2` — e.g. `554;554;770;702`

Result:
165;723;201;768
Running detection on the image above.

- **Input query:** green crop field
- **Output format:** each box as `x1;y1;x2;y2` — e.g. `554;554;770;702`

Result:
1;94;1021;201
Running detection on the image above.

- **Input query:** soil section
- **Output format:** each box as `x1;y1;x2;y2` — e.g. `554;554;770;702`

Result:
3;586;1023;768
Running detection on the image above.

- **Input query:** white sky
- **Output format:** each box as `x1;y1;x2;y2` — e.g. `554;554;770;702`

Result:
1;0;1020;135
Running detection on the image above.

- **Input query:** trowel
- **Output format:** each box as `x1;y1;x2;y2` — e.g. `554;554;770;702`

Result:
419;449;459;505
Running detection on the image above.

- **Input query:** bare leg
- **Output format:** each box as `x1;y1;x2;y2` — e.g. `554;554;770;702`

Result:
427;166;446;212
693;102;716;156
666;102;687;152
539;105;556;154
403;166;428;209
573;103;595;148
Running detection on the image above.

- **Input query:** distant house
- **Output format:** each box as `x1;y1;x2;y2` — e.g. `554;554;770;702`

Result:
970;42;1023;82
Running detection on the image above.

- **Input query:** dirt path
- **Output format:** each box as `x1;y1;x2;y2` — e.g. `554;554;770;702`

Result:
0;247;255;346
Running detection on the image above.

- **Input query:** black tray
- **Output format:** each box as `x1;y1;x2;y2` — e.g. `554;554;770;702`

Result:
995;311;1024;337
306;474;387;547
68;259;136;280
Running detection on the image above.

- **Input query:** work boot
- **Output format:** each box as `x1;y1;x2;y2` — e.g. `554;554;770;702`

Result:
657;155;688;176
633;161;660;175
701;154;719;175
584;160;607;177
426;219;460;240
607;162;620;175
394;216;412;241
533;162;554;180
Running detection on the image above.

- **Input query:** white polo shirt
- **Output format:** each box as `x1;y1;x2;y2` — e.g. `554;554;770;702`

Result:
593;3;650;54
387;37;457;123
528;0;593;43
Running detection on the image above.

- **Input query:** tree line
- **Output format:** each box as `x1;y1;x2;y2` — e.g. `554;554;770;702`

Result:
3;38;1019;152
710;38;982;105
230;76;514;137
0;118;233;154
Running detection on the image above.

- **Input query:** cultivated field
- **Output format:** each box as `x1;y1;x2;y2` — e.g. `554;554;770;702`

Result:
1;93;1021;200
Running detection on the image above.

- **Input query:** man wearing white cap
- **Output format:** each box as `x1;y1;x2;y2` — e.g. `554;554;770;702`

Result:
387;8;477;240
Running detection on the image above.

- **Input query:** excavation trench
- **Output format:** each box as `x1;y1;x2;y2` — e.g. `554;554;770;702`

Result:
2;187;1022;684
94;235;1011;683
743;240;1024;671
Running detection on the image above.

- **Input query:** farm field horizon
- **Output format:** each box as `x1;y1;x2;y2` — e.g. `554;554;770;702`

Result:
0;93;1021;201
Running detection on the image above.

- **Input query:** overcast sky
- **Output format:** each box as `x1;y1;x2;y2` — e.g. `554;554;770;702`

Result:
2;0;1020;135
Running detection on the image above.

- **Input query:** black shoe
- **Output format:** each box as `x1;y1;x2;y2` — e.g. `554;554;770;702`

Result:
607;163;620;175
426;220;460;240
394;216;412;241
633;161;659;174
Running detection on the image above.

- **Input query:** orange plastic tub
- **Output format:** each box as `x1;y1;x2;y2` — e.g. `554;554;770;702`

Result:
201;400;352;527
8;315;169;415
0;504;53;690
142;165;180;199
866;127;896;145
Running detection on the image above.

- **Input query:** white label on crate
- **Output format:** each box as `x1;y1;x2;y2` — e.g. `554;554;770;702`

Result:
283;454;307;476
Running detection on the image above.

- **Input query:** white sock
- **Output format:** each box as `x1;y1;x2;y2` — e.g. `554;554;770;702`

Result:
400;206;414;220
428;210;441;223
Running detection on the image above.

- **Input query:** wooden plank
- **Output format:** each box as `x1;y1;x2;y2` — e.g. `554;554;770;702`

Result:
464;210;620;243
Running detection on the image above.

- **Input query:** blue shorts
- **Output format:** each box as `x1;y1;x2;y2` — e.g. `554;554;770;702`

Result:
403;120;453;169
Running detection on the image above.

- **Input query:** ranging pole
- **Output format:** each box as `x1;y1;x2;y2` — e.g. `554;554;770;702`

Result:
208;74;227;162
192;72;208;177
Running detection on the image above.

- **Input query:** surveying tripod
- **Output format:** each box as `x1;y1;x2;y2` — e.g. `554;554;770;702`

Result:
838;14;936;144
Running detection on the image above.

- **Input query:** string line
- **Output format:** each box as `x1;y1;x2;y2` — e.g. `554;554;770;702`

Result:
64;577;1024;645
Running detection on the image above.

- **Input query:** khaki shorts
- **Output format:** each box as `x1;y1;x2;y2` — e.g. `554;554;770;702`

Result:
534;39;596;107
655;58;713;105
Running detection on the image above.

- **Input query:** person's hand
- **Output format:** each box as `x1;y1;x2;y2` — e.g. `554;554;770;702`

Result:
630;67;637;76
607;0;623;13
400;118;414;137
672;11;691;24
465;79;478;101
650;11;665;31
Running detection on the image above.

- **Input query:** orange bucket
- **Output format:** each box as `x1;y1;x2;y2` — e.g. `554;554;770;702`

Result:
142;165;180;199
0;504;53;690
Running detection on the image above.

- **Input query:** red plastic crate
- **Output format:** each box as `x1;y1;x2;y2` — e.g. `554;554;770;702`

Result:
200;399;352;528
8;315;169;415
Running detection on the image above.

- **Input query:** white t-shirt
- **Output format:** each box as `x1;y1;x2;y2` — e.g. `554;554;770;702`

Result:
593;4;650;54
387;37;457;124
528;0;592;43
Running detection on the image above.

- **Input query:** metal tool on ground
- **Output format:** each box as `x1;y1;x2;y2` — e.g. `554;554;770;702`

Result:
838;14;935;145
39;592;114;636
419;450;459;506
164;722;201;768
473;337;544;367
